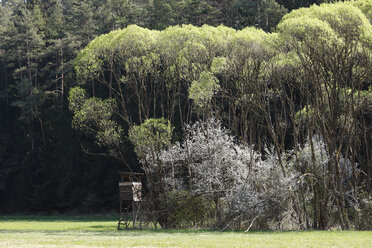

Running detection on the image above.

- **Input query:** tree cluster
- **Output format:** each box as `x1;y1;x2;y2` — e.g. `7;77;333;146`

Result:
70;1;372;229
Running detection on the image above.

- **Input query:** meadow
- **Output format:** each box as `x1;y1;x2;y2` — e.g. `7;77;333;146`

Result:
0;216;371;248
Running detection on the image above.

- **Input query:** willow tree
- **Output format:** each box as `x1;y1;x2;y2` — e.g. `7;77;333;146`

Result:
211;27;291;176
277;1;372;229
128;118;174;195
128;118;174;227
157;25;235;126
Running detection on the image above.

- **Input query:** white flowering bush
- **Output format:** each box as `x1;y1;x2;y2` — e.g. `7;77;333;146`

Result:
288;135;363;230
158;118;298;229
225;148;299;230
134;118;368;230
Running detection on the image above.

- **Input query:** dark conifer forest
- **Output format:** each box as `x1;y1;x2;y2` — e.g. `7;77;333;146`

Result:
0;0;371;230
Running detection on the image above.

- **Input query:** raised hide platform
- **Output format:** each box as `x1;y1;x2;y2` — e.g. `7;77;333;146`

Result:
117;171;143;230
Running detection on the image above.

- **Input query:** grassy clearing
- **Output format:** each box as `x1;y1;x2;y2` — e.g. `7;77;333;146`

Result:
0;216;371;248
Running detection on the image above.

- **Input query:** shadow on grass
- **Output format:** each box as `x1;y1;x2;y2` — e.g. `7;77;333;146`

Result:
2;216;356;236
1;227;366;240
0;228;245;237
0;215;117;222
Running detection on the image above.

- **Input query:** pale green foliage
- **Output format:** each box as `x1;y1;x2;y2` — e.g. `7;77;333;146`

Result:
72;1;372;160
178;41;209;81
278;1;372;125
348;0;372;23
95;119;123;148
272;51;301;68
68;87;87;113
75;25;159;82
278;16;340;47
229;27;269;61
279;1;371;42
158;25;235;83
115;25;159;62
68;87;122;148
129;118;174;158
235;26;268;43
210;56;228;74
75;24;236;89
74;39;103;81
277;1;372;86
189;71;220;108
223;27;271;105
229;27;270;71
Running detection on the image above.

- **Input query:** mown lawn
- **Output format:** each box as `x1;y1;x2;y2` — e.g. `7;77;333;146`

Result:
0;216;371;248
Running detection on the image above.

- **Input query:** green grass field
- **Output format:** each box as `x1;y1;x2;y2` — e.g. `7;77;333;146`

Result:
0;216;371;248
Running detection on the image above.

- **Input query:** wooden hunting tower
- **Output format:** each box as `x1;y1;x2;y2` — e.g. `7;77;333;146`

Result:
117;171;144;230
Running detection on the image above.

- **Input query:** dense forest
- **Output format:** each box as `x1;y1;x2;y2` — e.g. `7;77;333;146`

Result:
0;0;371;230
